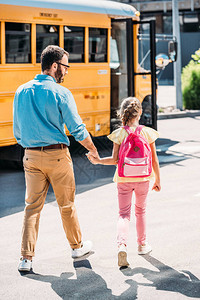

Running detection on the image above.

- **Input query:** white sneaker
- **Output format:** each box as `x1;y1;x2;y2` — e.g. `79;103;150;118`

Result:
18;258;32;271
71;241;93;258
118;244;129;267
138;243;152;255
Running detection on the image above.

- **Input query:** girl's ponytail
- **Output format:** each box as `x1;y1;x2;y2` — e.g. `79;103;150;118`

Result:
120;97;142;126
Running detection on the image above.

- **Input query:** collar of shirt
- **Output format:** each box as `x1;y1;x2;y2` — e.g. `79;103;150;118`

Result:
34;74;56;83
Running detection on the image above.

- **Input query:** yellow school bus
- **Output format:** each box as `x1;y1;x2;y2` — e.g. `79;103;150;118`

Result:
0;0;157;161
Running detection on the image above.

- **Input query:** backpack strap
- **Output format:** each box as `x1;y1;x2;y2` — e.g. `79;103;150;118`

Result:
123;125;144;135
135;125;144;134
123;126;133;135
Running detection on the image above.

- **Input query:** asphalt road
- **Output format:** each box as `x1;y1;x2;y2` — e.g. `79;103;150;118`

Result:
0;116;200;299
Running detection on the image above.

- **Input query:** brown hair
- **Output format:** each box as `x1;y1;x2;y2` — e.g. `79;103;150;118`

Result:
41;45;69;72
120;97;142;126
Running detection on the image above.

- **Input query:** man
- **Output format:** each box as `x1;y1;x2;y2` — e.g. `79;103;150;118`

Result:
14;45;99;272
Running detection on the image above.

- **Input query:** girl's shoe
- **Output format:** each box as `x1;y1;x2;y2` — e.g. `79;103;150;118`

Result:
138;243;152;255
118;244;129;267
18;258;32;271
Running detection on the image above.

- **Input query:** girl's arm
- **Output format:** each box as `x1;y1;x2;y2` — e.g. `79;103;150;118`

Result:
87;142;120;165
150;142;161;192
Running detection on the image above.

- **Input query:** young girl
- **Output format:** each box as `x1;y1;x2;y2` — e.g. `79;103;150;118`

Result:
87;97;161;267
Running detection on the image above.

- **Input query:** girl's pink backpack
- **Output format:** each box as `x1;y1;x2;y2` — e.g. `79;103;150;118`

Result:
118;125;152;178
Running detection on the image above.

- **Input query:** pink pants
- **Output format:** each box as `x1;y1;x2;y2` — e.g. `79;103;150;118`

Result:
117;181;150;246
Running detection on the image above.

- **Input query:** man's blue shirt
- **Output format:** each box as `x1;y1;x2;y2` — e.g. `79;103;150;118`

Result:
13;74;89;147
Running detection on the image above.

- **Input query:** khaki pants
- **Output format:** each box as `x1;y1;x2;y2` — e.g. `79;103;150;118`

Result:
21;147;82;257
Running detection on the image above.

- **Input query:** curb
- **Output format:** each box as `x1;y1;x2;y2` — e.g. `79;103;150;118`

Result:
158;110;200;120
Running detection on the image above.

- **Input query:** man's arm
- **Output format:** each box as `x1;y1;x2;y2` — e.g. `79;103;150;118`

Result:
60;91;99;157
60;91;89;140
79;135;99;159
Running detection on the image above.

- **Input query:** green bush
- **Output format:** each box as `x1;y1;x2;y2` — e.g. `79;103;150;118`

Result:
191;49;200;64
182;49;200;109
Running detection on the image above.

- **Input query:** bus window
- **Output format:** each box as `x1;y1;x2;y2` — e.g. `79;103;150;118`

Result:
64;26;84;63
36;25;59;63
89;28;107;62
110;38;120;69
5;22;31;63
138;23;151;72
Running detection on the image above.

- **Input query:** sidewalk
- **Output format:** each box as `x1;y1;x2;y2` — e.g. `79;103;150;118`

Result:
0;117;200;299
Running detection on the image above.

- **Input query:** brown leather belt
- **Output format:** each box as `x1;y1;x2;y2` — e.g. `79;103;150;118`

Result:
26;144;67;151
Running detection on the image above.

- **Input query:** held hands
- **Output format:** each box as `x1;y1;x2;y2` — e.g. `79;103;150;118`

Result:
88;149;100;159
86;152;100;165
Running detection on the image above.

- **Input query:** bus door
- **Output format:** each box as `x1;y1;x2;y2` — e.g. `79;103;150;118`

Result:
110;19;157;129
133;20;157;129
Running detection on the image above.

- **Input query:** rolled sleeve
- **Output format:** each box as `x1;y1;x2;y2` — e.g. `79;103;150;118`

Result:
59;91;89;141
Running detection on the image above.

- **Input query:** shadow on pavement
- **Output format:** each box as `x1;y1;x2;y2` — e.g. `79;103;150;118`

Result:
19;255;200;299
156;138;186;166
121;254;200;298
0;169;25;218
20;259;138;299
